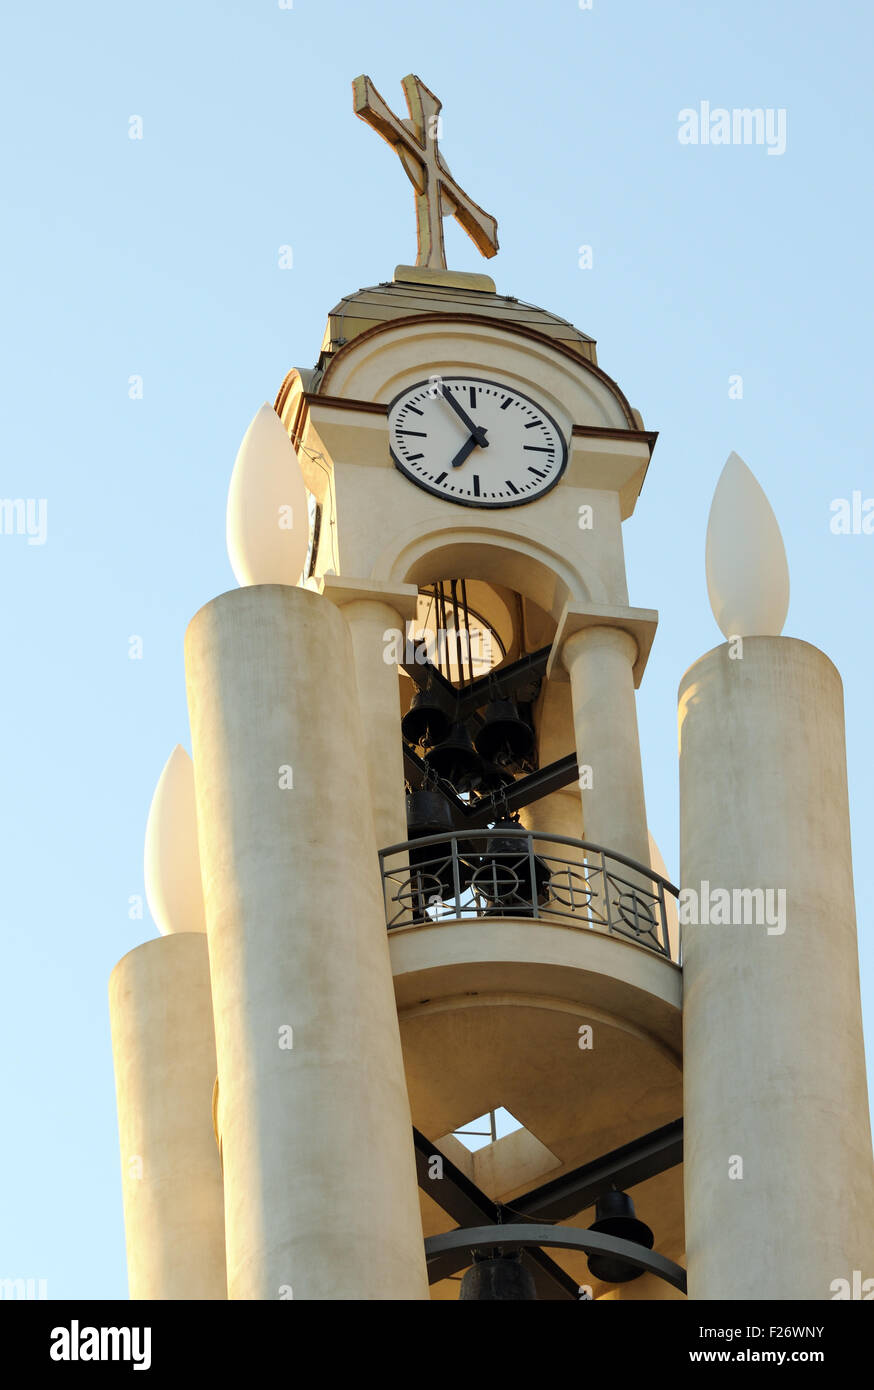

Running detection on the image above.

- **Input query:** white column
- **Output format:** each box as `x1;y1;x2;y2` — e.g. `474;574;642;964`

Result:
521;676;584;839
679;636;874;1299
323;578;419;849
109;933;226;1299
520;678;586;921
561;626;650;868
185;583;429;1301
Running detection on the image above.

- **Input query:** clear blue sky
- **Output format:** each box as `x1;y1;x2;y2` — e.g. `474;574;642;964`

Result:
1;0;871;1298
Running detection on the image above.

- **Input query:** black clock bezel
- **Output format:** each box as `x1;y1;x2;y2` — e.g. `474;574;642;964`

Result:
387;375;569;509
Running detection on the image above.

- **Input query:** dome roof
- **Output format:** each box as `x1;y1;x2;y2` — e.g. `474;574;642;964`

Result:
317;274;598;375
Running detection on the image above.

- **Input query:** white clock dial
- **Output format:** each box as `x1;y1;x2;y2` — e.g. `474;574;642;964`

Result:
387;376;568;508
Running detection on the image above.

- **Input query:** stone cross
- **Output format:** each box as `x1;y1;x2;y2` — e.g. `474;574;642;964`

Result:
353;73;499;271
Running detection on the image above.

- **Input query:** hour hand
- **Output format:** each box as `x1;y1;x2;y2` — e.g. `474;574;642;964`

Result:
441;386;488;447
451;435;479;469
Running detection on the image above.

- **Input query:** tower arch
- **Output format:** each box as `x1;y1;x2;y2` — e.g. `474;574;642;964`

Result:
375;522;607;627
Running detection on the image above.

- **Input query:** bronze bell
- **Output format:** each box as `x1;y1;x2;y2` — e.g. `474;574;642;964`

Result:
406;790;473;903
586;1191;654;1284
474;698;534;766
459;1249;537;1300
401;679;452;748
406;788;454;838
424;721;482;788
472;819;551;915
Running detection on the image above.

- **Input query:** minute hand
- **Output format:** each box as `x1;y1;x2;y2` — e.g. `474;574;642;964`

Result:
441;386;489;446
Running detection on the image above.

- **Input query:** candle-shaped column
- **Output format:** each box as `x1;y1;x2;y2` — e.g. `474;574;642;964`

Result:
679;453;874;1299
186;410;428;1300
323;576;419;848
185;584;428;1300
109;746;227;1299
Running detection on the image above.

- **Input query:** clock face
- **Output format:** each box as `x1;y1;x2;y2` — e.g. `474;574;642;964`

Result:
388;375;568;508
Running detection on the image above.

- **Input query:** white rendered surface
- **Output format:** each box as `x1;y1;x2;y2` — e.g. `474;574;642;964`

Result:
705;452;789;639
185;585;429;1300
680;638;874;1298
109;934;226;1299
226;403;309;587
143;744;206;936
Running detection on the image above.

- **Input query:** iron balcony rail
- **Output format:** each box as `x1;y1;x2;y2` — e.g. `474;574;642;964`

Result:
378;827;680;962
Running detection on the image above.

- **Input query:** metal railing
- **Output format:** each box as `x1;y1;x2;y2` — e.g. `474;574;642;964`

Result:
378;828;680;962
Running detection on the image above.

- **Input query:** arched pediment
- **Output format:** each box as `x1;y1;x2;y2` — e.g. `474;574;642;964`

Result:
318;316;635;434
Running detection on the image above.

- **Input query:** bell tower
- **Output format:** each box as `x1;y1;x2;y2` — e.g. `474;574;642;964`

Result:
109;73;873;1302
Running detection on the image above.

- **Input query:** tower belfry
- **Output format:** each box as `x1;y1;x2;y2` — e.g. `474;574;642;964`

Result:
108;76;874;1302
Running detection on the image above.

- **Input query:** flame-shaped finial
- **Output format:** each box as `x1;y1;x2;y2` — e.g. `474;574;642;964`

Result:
226;404;309;587
144;745;206;936
705;452;789;639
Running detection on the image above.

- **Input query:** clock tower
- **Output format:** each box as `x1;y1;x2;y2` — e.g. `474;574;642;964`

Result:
238;71;676;1300
109;72;874;1302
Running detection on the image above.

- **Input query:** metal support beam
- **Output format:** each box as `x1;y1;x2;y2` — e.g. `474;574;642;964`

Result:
454;646;550;718
413;1122;685;1294
413;1127;499;1228
512;1119;684;1223
401;645;550;714
403;744;580;827
462;752;579;826
413;1129;579;1299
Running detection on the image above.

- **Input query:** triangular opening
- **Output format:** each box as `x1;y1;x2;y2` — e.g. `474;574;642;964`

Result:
452;1106;525;1153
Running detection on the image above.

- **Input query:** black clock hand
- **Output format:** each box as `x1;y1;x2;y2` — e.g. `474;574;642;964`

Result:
441;386;488;447
451;435;480;469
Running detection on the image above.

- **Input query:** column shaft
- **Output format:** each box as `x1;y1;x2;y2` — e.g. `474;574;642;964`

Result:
185;584;428;1300
561;626;650;867
109;933;226;1299
679;637;874;1299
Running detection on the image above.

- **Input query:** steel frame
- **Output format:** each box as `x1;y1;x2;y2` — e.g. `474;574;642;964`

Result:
414;1119;685;1298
